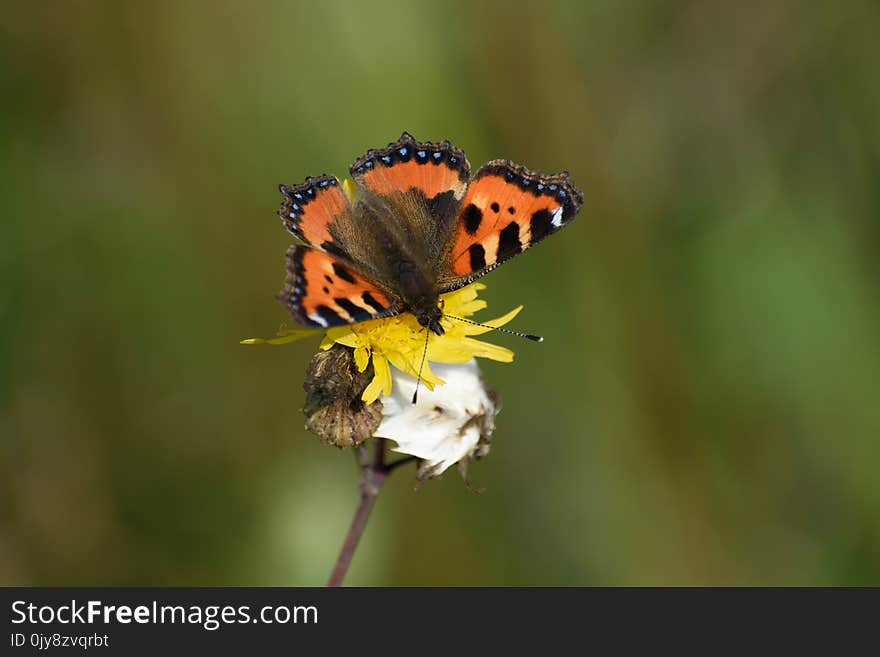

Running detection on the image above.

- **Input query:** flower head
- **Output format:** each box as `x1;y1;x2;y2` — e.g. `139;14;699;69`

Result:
318;283;520;403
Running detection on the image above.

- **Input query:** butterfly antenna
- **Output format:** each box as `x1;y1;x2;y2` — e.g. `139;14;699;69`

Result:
412;328;431;404
443;314;544;342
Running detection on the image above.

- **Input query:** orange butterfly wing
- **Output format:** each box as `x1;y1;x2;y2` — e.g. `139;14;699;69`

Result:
278;174;350;250
442;161;584;288
278;246;397;328
349;132;470;203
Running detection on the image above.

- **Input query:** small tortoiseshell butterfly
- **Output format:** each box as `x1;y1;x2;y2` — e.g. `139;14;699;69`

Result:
277;132;583;335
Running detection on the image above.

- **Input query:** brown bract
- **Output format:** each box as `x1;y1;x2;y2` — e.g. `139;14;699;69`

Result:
303;345;383;448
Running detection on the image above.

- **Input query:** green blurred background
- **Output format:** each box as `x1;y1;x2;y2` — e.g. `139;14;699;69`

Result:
2;1;879;586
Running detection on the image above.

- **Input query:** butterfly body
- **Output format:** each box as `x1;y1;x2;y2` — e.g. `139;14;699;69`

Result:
277;133;583;333
361;211;446;334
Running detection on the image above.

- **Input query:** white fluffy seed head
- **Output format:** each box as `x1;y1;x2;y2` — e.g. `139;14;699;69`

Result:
374;359;497;477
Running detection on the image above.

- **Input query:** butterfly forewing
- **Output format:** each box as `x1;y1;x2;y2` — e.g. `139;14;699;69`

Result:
440;160;584;290
349;131;471;202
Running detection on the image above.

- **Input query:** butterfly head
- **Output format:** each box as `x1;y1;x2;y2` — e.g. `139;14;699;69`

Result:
414;303;445;336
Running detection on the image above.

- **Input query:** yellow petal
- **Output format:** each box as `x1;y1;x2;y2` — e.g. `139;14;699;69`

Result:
386;351;444;390
456;299;488;315
460;305;523;335
443;283;485;303
240;328;321;345
417;361;443;389
342;178;358;203
426;344;477;363
384;350;415;377
461;337;515;362
361;353;392;403
362;376;384;405
353;346;370;372
377;354;393;397
330;332;359;349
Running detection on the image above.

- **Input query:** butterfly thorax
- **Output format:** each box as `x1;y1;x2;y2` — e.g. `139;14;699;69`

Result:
393;259;445;335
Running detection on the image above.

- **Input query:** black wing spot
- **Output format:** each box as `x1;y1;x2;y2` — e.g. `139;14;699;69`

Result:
507;206;516;215
315;305;343;326
322;286;330;294
490;202;500;213
469;244;487;271
336;297;371;322
463;203;483;235
529;209;554;243
331;262;356;284
324;275;333;284
361;292;385;313
497;221;522;261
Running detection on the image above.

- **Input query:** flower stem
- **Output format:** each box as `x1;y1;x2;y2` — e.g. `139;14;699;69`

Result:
326;438;391;587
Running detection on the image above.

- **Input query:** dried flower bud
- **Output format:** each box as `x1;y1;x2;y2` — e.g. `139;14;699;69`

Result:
303;344;383;448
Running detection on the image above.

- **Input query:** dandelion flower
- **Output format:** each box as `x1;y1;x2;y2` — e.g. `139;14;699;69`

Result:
320;283;520;403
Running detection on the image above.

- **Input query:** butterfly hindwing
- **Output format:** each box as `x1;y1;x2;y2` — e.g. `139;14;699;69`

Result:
440;160;584;290
279;245;398;328
279;174;351;251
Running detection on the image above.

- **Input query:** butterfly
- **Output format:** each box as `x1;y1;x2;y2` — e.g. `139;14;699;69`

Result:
277;132;583;335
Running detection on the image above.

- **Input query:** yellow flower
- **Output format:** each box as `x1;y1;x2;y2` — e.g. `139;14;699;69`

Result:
323;284;520;403
242;283;521;404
